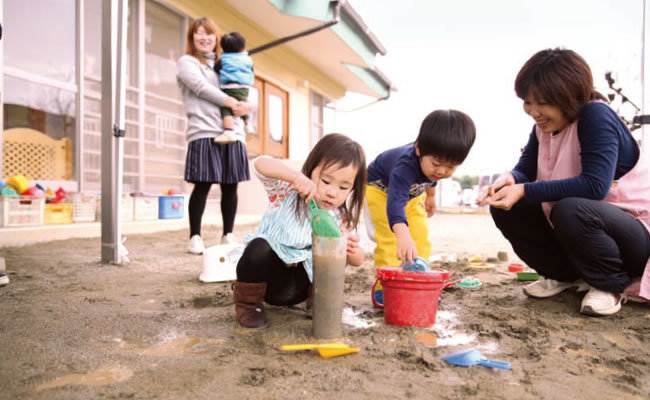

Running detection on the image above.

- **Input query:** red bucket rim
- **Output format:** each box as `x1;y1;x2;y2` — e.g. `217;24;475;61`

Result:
376;266;452;283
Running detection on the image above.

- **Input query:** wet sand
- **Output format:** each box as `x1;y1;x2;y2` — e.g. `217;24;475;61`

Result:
0;213;648;399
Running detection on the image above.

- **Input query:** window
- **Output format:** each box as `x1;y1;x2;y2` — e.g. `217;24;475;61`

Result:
2;0;77;182
246;77;289;158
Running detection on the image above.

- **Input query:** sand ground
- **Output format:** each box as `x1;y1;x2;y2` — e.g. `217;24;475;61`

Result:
0;212;648;399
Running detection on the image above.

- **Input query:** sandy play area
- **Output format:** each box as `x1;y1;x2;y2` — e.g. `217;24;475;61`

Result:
0;213;648;399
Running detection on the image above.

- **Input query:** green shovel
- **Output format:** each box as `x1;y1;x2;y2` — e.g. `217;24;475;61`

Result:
308;199;341;238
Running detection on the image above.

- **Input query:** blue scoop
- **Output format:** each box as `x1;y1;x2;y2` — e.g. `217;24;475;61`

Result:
403;257;430;272
443;348;512;370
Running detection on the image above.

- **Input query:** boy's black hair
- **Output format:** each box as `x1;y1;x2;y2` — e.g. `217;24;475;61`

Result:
416;109;476;165
220;31;246;53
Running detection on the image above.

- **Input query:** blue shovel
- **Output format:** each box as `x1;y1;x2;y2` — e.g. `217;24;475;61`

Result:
443;348;512;370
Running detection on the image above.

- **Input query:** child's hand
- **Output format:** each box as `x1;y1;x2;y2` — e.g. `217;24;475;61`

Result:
424;195;436;217
345;233;364;266
292;172;318;202
394;224;417;265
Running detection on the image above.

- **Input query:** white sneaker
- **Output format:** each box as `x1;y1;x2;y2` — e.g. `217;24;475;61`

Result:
580;287;623;316
221;233;238;245
523;277;589;299
214;130;237;144
0;274;8;286
188;235;205;255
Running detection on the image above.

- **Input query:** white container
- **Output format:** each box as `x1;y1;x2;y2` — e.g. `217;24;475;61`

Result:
200;244;244;283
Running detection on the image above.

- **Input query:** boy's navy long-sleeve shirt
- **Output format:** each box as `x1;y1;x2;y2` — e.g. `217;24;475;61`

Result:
367;143;436;229
512;102;639;202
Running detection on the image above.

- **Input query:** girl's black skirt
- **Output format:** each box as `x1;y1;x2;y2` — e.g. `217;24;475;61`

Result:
184;138;250;184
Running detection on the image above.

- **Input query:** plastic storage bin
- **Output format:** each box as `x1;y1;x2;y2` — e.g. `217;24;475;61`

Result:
95;195;134;222
44;203;74;224
0;196;44;227
72;192;97;222
158;195;184;219
133;196;158;221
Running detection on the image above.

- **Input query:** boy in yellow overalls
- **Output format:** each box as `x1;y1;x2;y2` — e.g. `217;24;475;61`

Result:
366;110;476;274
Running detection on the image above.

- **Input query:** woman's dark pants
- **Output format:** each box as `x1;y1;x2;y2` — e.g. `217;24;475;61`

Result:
490;197;650;293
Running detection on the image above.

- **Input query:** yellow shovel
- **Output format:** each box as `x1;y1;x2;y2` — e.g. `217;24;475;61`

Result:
280;343;360;358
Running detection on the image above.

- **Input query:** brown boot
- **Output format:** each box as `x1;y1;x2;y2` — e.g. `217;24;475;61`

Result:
232;281;267;328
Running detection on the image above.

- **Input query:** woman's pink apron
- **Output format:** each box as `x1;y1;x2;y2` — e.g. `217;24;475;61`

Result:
536;115;650;300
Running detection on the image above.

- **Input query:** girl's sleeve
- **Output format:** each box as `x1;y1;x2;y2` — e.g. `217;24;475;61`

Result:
251;156;292;207
523;103;620;203
176;56;228;106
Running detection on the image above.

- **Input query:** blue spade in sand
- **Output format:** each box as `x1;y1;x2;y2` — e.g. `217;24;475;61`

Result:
443;348;512;370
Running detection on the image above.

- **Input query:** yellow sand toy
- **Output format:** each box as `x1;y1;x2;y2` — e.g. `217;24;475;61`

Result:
280;343;360;358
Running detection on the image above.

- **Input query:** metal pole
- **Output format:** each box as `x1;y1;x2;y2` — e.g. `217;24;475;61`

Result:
101;0;127;264
642;0;649;153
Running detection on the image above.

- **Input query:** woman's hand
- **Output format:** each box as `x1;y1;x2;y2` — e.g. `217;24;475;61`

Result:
477;172;516;205
394;223;417;265
232;101;253;117
345;233;364;266
224;96;238;109
486;183;525;210
292;171;318;202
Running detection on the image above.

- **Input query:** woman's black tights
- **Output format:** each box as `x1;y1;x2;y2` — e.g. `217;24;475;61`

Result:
188;182;238;237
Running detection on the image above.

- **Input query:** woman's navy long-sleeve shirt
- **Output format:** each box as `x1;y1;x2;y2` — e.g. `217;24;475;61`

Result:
511;102;639;202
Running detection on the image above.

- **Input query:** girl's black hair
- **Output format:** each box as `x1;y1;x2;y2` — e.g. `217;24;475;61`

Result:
416;109;476;164
295;133;367;229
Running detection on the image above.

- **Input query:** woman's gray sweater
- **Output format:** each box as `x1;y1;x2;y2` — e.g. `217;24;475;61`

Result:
176;54;245;142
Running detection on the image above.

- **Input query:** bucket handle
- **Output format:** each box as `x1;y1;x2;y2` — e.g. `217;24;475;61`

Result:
371;278;383;309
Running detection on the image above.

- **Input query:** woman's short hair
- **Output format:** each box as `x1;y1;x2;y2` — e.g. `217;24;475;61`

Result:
514;48;606;121
185;17;220;64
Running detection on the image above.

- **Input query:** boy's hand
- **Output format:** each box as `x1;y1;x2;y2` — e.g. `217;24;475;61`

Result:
292;172;318;202
393;223;417;265
486;183;524;210
477;172;515;205
424;195;436;217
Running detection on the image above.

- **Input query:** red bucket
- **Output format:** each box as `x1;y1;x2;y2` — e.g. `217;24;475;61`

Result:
375;267;452;327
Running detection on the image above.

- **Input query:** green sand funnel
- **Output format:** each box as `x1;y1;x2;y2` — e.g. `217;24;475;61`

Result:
308;199;341;238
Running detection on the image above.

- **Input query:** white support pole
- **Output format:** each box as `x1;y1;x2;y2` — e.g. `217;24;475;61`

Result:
643;0;649;153
101;0;127;264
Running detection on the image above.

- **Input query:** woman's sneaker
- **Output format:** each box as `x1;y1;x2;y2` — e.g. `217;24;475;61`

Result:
580;287;623;316
523;277;588;298
188;235;205;255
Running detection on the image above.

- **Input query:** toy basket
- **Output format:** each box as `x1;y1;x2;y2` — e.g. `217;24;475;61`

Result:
95;195;134;222
158;195;184;219
72;192;97;222
133;196;159;221
0;196;44;227
44;203;74;225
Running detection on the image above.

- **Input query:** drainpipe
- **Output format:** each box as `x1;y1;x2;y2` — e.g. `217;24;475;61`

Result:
248;1;343;56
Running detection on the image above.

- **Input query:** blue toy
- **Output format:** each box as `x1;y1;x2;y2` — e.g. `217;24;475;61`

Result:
403;257;430;272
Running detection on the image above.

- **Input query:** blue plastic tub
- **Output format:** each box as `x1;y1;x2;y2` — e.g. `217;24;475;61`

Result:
158;195;184;219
